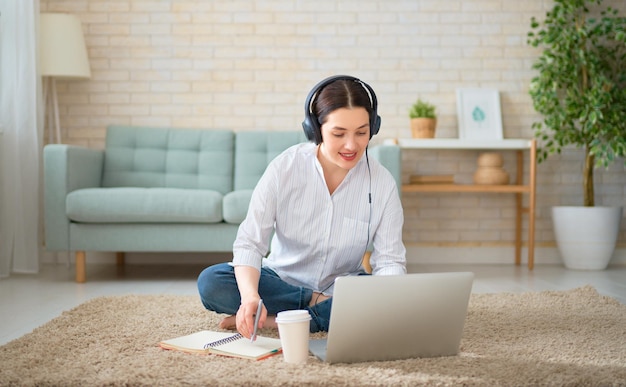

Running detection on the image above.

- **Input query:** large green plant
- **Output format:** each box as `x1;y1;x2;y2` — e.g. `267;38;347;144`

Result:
527;0;626;206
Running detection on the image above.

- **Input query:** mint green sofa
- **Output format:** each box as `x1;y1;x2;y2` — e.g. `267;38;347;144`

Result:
44;125;401;282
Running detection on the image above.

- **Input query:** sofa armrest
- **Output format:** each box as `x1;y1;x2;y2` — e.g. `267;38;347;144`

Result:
368;144;401;191
44;145;104;251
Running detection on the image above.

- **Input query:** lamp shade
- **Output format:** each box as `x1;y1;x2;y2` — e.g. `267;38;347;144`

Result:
40;13;91;79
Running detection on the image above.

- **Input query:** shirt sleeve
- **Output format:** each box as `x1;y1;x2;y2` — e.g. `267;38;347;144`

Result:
370;171;407;276
231;157;280;272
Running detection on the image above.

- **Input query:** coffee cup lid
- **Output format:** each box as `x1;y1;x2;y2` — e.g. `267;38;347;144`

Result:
275;309;311;323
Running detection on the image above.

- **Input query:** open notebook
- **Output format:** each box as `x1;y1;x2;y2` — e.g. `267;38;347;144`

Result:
159;331;282;360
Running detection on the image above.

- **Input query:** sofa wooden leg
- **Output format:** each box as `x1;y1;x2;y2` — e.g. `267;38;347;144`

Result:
75;251;86;283
116;252;125;266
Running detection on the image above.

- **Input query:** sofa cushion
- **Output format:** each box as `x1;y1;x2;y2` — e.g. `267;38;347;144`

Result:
223;189;253;224
234;131;307;190
66;187;223;223
102;126;234;194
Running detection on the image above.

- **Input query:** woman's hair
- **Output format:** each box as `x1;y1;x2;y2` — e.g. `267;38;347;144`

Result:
313;79;374;127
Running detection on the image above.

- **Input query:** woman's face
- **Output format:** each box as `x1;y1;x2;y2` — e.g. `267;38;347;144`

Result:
319;107;370;171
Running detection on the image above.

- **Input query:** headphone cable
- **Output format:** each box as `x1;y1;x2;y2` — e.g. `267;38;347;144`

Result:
311;148;372;307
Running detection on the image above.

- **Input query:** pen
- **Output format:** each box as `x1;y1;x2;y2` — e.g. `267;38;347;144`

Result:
251;299;263;343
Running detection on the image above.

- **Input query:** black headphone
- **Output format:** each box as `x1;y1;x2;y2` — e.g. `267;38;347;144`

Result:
302;75;381;145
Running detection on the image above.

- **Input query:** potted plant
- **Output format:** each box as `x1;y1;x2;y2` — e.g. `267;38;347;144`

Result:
409;99;437;138
527;0;626;269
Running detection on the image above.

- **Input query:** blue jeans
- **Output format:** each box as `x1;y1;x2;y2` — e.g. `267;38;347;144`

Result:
197;263;333;332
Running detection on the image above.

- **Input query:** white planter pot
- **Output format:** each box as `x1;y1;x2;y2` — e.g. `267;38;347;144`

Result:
552;206;623;270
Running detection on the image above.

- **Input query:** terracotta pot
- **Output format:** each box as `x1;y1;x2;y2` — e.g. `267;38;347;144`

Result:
410;118;436;138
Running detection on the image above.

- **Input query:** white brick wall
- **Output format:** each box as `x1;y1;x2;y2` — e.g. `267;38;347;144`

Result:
41;0;625;261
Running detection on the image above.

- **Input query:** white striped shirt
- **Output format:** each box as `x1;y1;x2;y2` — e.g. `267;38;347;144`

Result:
232;142;406;294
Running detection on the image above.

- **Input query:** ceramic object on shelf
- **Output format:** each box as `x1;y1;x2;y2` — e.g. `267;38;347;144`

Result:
473;167;509;185
477;152;503;167
473;152;509;185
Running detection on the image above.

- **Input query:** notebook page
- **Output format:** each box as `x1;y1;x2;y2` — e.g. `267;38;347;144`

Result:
209;335;282;359
160;330;282;359
160;331;235;353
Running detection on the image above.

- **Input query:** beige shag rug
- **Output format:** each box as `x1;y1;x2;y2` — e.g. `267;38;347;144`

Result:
1;286;625;386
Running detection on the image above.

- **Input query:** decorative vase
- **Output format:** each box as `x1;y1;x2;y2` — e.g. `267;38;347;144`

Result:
473;152;509;185
410;118;436;138
552;206;623;270
477;152;503;167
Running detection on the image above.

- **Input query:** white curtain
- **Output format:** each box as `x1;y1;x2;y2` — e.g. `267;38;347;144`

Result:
0;0;43;277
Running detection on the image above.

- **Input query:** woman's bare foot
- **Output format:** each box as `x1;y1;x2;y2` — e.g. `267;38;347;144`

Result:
219;315;236;330
309;292;331;307
218;314;278;330
264;316;277;329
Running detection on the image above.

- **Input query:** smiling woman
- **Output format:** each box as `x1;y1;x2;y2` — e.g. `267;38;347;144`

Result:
317;108;371;194
197;75;406;337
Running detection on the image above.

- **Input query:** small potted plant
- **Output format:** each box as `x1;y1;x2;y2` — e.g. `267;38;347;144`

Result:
409;99;437;138
527;0;626;270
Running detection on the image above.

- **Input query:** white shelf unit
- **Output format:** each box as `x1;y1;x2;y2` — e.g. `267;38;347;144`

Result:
398;138;537;269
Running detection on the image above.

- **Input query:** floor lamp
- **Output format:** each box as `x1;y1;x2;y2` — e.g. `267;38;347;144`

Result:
40;13;91;144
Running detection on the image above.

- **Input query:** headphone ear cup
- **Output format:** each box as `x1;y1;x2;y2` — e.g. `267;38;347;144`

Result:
302;118;314;142
302;117;322;144
370;114;381;138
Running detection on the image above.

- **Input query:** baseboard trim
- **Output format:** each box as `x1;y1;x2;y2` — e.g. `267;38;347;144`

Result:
41;252;232;265
42;247;626;267
404;245;626;266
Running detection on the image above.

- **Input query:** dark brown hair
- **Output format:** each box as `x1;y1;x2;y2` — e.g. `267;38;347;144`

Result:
313;79;374;127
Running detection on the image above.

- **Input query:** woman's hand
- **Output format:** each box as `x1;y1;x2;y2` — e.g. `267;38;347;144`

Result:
233;265;265;339
236;297;267;339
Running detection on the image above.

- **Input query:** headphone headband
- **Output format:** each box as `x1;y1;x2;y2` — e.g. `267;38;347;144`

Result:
302;75;381;144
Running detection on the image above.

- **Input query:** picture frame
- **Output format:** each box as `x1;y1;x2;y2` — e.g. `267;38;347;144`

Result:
456;88;503;141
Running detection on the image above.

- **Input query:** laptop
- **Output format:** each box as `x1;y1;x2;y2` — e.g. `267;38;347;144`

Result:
309;272;474;364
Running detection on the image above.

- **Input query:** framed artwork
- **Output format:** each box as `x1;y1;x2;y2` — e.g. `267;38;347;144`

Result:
456;89;503;141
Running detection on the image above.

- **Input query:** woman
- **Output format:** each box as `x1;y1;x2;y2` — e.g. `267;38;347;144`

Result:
197;75;406;336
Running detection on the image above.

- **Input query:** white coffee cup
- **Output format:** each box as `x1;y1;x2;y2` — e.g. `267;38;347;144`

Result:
275;310;311;364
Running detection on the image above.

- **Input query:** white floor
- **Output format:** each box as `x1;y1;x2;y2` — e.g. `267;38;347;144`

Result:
1;262;625;346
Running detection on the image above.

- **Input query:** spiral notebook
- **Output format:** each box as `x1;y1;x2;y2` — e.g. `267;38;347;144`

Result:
159;331;282;360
